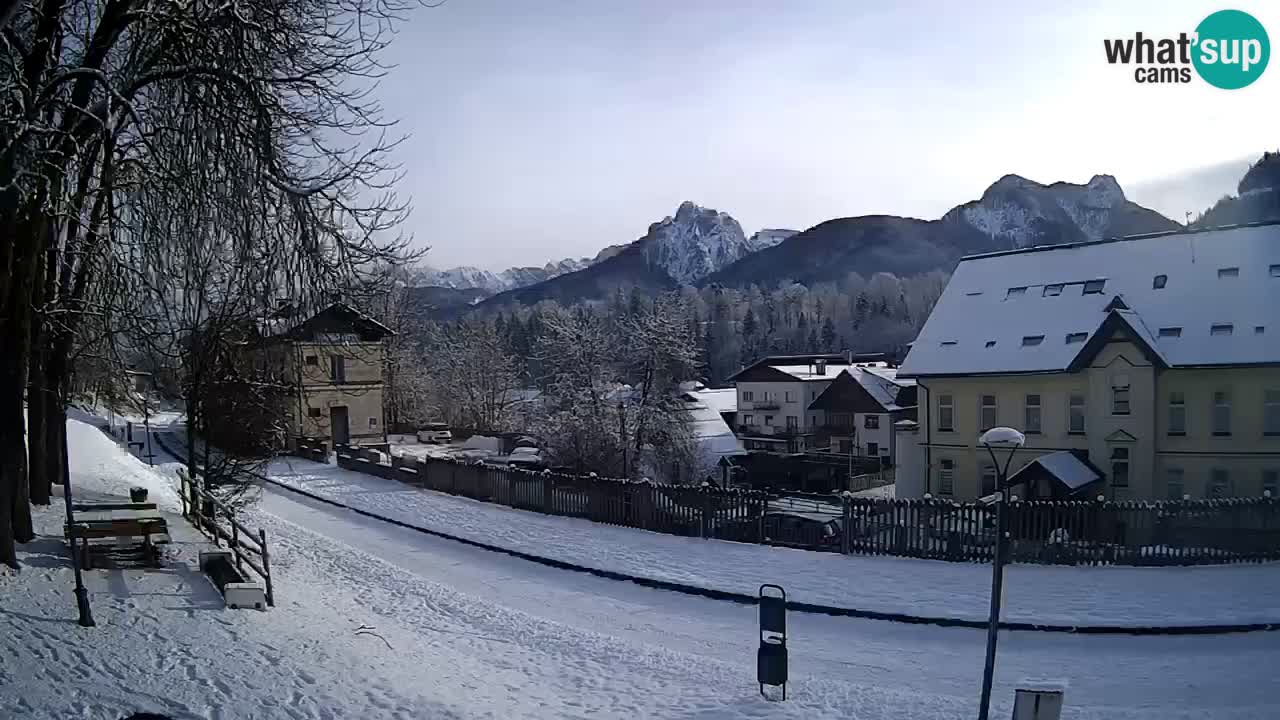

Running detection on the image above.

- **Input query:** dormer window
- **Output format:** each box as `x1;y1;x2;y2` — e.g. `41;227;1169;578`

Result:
1021;335;1045;347
1082;279;1106;294
1256;326;1266;335
1218;267;1239;278
1158;327;1182;338
1065;332;1087;344
940;340;957;347
1211;323;1234;336
1271;264;1280;277
984;340;997;348
1006;286;1028;298
1153;274;1167;289
1043;284;1064;297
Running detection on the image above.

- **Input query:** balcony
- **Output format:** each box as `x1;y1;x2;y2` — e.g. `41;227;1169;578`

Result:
737;425;813;439
739;400;780;410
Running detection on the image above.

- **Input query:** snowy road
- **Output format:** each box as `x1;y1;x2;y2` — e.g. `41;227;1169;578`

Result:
250;480;1280;719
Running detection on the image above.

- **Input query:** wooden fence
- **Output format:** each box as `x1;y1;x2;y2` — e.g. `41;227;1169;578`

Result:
178;469;275;606
331;445;1280;566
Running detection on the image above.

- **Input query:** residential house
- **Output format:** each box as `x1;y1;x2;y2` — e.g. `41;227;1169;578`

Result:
263;303;395;449
897;222;1280;501
729;353;916;463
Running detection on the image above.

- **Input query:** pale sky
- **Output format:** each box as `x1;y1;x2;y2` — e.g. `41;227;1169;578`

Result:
378;0;1280;270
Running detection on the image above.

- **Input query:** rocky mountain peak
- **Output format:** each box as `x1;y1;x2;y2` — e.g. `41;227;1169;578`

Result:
640;202;751;284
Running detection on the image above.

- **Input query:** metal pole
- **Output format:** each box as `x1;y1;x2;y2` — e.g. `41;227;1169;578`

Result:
59;404;95;627
977;445;1017;720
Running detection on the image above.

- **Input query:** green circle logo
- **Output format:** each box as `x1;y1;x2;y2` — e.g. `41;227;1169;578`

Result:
1193;10;1270;89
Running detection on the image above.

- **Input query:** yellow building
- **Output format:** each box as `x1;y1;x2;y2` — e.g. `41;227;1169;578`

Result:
264;303;393;448
898;223;1280;501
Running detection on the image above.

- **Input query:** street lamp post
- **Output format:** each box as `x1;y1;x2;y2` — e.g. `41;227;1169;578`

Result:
976;426;1024;720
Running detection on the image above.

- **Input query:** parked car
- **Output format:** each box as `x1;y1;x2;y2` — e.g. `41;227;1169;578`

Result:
417;423;452;444
506;446;545;470
763;511;843;549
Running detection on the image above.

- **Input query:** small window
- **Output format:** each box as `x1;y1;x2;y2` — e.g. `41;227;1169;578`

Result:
1213;390;1231;435
1006;286;1027;298
305;355;319;365
1264;469;1279;498
786;416;798;431
980;394;998;431
1024;394;1041;434
369;417;378;428
965;290;983;296
1068;392;1086;433
867;442;879;456
330;355;346;382
1112;387;1130;415
784;391;796;403
1271;264;1280;278
938;393;954;432
1217;267;1239;278
1210;323;1233;336
1168;391;1186;435
742;391;754;402
1264;389;1280;435
1042;284;1064;297
1083;279;1106;294
939;459;955;496
742;414;754;426
1065;332;1087;344
1111;447;1130;488
981;465;997;496
1167;468;1185;501
1256;326;1266;335
984;340;996;348
864;415;880;430
307;407;322;418
764;415;774;427
1021;335;1045;347
1158;327;1182;338
940;340;958;347
1208;468;1231;498
1152;274;1167;289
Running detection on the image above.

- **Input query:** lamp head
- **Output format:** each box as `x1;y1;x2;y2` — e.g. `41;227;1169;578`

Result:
979;426;1025;449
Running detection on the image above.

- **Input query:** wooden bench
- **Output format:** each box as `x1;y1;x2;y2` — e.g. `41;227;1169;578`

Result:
65;517;168;569
72;502;158;512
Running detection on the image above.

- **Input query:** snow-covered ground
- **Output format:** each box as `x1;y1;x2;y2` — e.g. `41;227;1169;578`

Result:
5;416;1279;719
261;455;1280;627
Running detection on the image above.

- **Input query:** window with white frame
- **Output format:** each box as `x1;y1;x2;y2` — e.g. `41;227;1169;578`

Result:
1265;390;1280;435
1110;447;1130;487
939;459;955;496
1166;467;1184;501
786;416;798;431
1068;392;1086;433
764;415;774;427
980;394;997;431
938;393;954;431
1208;468;1231;498
1111;376;1130;415
867;442;879;456
864;415;880;430
980;465;997;496
785;390;796;403
1212;390;1231;435
742;413;755;426
1024;394;1041;433
742;390;754;402
1168;391;1187;435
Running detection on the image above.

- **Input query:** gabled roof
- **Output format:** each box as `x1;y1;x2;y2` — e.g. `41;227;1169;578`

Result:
807;368;916;413
728;352;894;382
899;223;1280;377
266;303;395;341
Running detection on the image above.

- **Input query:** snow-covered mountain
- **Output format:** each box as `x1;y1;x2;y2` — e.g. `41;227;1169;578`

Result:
748;228;798;251
417;257;596;293
639;201;752;283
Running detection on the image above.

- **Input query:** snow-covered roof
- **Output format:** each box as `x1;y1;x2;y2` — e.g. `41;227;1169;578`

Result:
687;387;737;414
771;363;853;380
682;393;745;458
1015;451;1102;491
899;223;1280;377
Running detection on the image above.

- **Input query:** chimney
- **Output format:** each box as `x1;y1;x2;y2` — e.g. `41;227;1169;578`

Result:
815;359;827;376
846;349;853;364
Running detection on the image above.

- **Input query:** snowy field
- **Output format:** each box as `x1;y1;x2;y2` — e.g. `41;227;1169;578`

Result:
4;417;1279;719
262;455;1280;627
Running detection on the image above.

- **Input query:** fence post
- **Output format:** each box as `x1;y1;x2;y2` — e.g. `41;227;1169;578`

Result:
230;512;243;574
841;495;852;554
258;528;274;607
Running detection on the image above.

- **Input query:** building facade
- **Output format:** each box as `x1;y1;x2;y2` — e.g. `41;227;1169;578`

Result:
266;304;394;448
729;353;916;464
898;223;1280;500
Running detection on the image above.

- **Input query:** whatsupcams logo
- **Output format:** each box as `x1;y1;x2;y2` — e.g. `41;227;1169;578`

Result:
1104;9;1269;88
